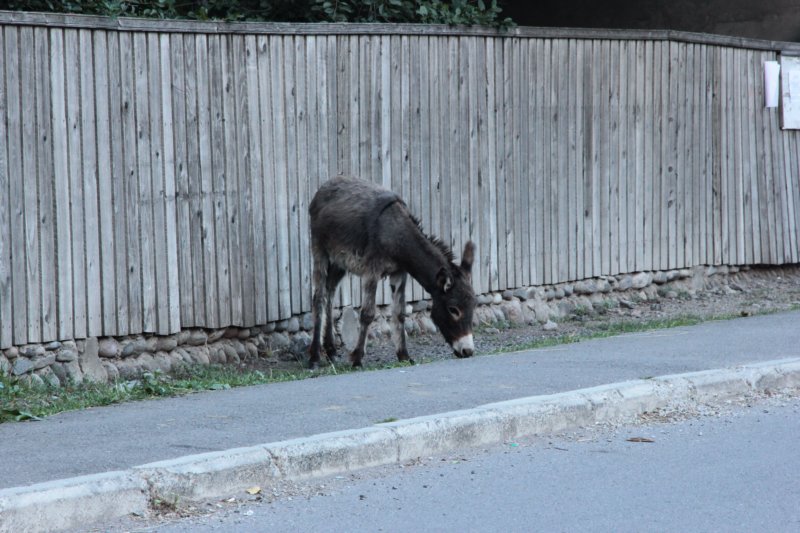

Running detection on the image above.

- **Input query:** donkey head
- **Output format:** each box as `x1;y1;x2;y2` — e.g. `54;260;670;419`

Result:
430;241;477;358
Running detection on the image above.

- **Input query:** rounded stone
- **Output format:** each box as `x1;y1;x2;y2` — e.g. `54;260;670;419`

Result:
32;354;56;370
23;345;46;358
56;348;78;362
542;320;559;331
185;330;209;346
122;339;150;358
12;357;34;376
103;361;120;382
19;373;45;388
269;332;291;351
36;367;61;388
153;336;179;353
98;338;121;358
4;346;19;359
222;344;239;364
44;341;62;351
207;329;226;343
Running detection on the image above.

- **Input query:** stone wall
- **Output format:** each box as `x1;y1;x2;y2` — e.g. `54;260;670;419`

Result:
0;265;787;386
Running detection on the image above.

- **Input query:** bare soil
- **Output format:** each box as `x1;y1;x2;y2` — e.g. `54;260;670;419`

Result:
245;265;800;374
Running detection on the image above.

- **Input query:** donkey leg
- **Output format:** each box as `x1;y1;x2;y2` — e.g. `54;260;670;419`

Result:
390;273;414;364
323;265;345;362
350;276;378;368
308;256;330;370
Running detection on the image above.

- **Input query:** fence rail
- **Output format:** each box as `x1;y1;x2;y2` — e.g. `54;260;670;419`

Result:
1;12;799;348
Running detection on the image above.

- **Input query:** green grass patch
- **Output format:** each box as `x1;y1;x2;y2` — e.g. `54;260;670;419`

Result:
0;358;420;424
493;314;713;353
0;365;311;424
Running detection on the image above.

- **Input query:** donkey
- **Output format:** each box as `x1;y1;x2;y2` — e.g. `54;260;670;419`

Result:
308;175;477;369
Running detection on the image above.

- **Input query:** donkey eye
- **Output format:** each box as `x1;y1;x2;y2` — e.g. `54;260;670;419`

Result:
448;306;462;320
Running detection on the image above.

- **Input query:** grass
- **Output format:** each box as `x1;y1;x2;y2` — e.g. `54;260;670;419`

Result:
2;305;798;424
0;358;420;424
495;314;716;353
0;365;311;424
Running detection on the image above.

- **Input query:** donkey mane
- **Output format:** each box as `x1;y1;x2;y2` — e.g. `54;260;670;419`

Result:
407;212;455;263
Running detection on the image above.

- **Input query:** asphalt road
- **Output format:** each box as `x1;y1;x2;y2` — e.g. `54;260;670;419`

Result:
130;394;800;533
3;311;800;490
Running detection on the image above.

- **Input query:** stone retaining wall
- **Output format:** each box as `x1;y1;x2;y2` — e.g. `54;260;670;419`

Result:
0;264;793;386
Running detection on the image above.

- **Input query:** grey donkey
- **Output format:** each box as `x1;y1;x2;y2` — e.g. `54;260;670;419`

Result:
308;176;477;369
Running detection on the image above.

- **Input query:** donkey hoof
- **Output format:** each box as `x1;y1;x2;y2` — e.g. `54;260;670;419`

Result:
351;361;363;369
308;360;320;370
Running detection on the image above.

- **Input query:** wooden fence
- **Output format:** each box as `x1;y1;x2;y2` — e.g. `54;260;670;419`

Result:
1;12;800;348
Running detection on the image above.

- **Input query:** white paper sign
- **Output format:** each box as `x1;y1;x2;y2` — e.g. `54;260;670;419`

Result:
780;55;800;129
764;61;780;108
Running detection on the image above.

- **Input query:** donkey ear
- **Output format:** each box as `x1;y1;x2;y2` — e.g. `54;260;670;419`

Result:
436;267;453;293
460;241;475;273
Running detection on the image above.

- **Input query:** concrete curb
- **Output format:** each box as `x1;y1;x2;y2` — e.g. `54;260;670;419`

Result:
2;357;799;532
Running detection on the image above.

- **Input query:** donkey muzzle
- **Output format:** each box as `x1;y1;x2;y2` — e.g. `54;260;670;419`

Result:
453;334;475;358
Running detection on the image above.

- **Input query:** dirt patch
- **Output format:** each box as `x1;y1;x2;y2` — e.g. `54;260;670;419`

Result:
241;265;800;374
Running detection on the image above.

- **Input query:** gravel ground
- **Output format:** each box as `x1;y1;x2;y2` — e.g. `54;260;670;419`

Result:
246;265;800;373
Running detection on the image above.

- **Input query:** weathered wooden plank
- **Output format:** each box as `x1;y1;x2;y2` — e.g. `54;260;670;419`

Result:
586;40;600;277
160;33;181;333
633;41;646;271
294;35;312;313
245;34;266;324
753;52;770;265
401;35;415;302
221;35;243;327
170;33;194;328
146;33;170;334
270;35;292;317
50;28;73;341
578;39;590;278
70;31;91;338
624;40;636;272
598;39;611;276
711;46;724;265
732;49;746;265
607;40;620;277
0;27;12;348
532;38;545;286
701;45;713;265
133;32;156;333
484;37;499;290
255;36;277;322
494;37;508;288
34;27;56;342
576;40;589;279
416;35;432;299
430;37;445;279
5;26;27;344
92;30;118;336
509;37;523;287
688;44;700;267
183;34;206;326
208;35;231;327
768;66;786;264
612;42;633;273
743;50;759;265
661;43;681;269
642;40;654;271
195;34;219;327
672;43;691;268
656;40;668;270
516;36;531;287
466;36;482;292
410;36;425;302
20;26;41;343
107;32;130;335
